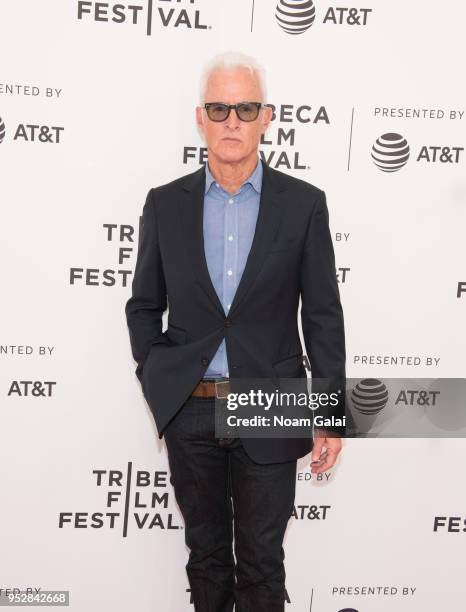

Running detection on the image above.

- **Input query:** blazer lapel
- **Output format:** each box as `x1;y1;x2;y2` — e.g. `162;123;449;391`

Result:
178;159;287;319
178;164;225;316
228;160;286;317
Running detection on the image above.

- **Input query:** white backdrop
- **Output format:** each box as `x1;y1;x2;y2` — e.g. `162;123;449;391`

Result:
1;1;465;610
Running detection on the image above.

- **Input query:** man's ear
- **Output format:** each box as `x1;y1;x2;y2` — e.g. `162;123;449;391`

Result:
261;105;273;133
195;106;204;129
195;106;206;141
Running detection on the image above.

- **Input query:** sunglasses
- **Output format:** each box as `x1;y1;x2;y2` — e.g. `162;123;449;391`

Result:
203;101;266;122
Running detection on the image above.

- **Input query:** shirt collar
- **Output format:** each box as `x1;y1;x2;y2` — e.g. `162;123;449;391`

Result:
204;157;263;195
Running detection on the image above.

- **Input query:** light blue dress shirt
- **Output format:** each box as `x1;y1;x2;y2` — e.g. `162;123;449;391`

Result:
203;157;263;378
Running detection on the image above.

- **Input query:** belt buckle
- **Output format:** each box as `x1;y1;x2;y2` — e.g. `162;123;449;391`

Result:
215;379;230;400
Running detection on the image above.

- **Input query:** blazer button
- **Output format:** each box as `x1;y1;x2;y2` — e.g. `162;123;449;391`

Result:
224;319;232;328
201;357;209;366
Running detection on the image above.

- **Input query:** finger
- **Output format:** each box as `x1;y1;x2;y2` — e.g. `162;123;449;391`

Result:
311;458;332;473
311;449;338;472
311;438;325;462
310;452;327;466
311;449;328;463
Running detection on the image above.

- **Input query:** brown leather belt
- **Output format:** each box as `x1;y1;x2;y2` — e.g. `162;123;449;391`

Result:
191;379;230;399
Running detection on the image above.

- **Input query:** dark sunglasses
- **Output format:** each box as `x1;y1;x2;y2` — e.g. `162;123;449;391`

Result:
203;101;266;122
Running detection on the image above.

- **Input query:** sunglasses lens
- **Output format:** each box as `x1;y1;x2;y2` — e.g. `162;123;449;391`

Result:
206;104;229;121
237;103;259;121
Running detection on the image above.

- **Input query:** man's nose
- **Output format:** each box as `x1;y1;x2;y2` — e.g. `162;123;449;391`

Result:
224;108;241;129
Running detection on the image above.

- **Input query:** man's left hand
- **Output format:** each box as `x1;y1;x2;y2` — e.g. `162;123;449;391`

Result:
310;429;342;474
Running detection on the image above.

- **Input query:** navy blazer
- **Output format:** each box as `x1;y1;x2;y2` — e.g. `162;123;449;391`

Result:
125;159;346;464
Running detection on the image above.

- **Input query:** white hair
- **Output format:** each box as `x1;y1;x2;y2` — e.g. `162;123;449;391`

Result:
199;51;267;104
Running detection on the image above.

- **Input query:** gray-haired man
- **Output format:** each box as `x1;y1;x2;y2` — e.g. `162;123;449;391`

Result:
126;51;345;611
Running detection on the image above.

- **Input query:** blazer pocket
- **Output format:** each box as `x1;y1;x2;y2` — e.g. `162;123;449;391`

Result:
166;322;187;345
272;352;304;377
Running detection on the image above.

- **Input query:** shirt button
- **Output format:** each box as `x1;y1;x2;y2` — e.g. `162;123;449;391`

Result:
228;235;233;241
227;269;233;276
227;303;231;309
216;182;220;188
228;198;234;204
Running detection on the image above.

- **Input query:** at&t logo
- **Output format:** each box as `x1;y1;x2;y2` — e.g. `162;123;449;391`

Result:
275;0;316;35
0;114;64;145
371;132;464;172
274;0;372;35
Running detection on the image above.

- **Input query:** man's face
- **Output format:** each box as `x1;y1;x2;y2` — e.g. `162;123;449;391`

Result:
196;67;272;164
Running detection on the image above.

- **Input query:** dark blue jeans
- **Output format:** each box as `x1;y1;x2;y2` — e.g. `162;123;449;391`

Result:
163;395;297;612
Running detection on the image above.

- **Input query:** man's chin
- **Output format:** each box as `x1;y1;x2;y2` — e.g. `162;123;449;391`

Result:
213;147;249;164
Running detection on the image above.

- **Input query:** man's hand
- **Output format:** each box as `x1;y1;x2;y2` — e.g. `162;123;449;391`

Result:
310;428;342;474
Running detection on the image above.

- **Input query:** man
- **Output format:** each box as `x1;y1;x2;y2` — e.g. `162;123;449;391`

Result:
125;51;345;612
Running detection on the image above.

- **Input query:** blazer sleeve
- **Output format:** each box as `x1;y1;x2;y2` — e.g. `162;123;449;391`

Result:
300;189;346;436
125;188;167;383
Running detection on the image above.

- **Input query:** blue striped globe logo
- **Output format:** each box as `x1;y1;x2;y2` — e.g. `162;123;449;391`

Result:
350;378;389;415
0;117;5;144
275;0;316;35
371;132;410;172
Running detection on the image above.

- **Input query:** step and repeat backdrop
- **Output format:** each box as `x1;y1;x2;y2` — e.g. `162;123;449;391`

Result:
1;1;465;610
